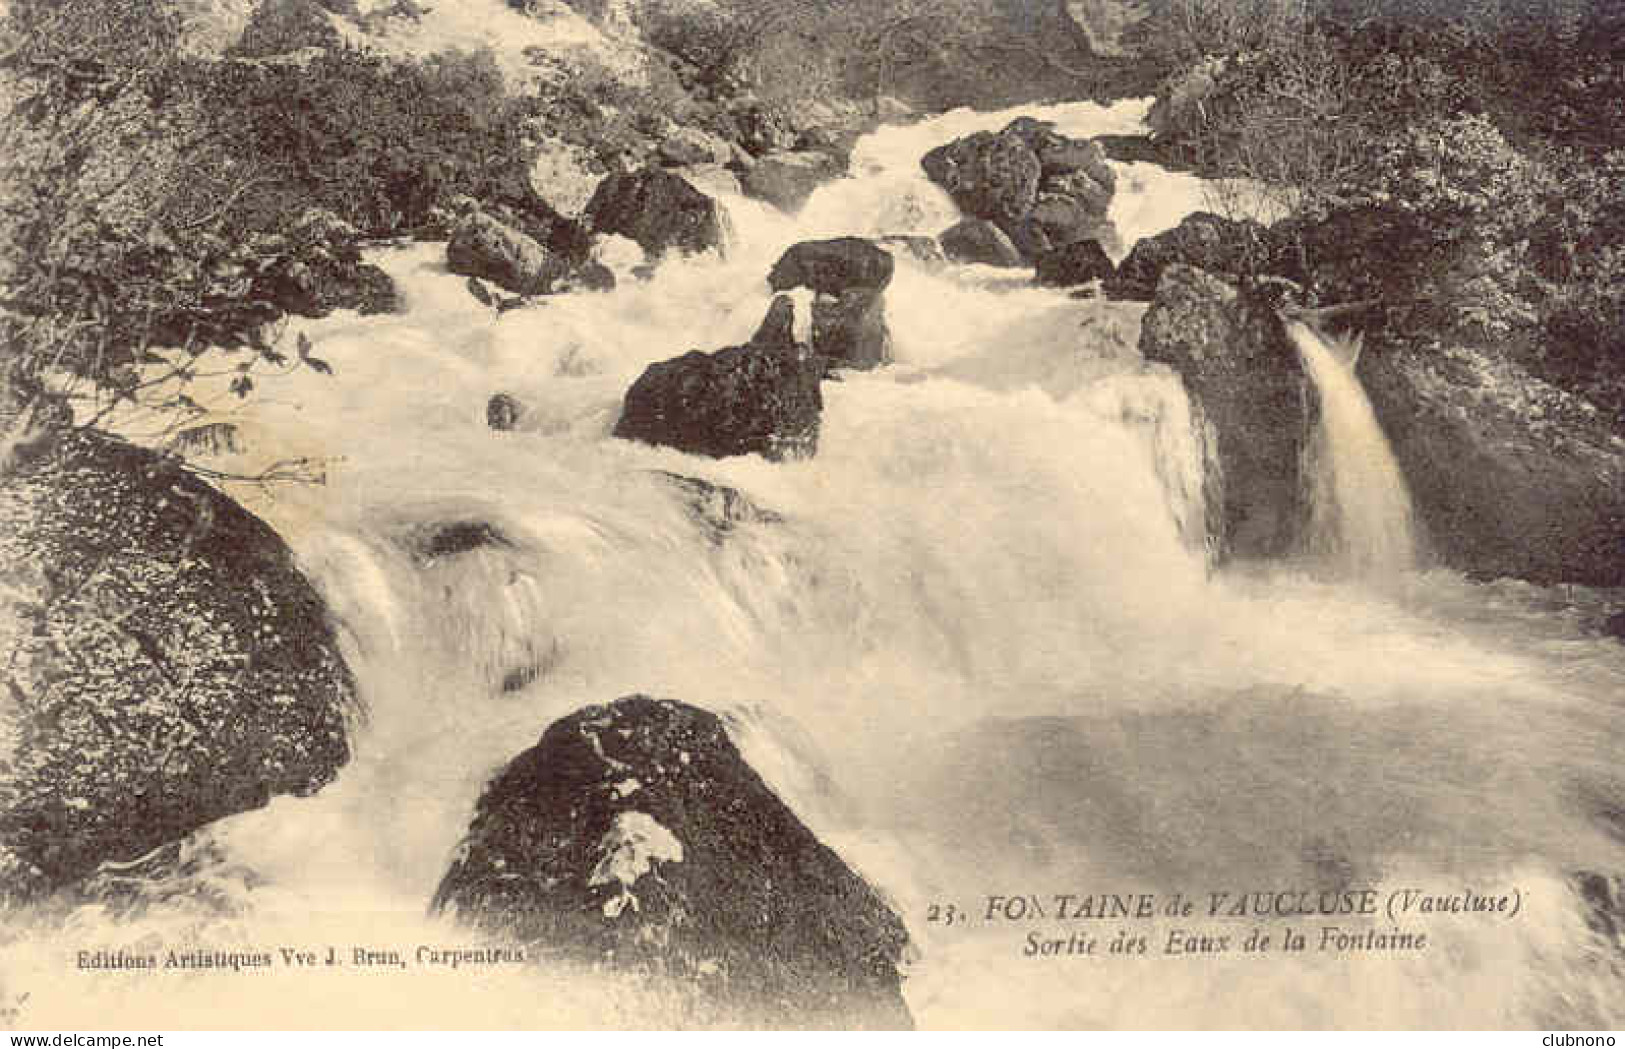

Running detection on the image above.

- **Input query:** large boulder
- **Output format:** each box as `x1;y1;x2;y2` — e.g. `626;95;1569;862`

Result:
0;430;355;899
447;212;568;296
922;118;1116;262
939;218;1025;268
1035;238;1114;288
528;135;604;219
613;296;822;461
1106;211;1273;301
813;290;891;371
1140;265;1312;561
740;151;844;214
585;168;728;260
921;129;1042;226
768;238;894;297
1361;340;1625;586
432;695;913;1029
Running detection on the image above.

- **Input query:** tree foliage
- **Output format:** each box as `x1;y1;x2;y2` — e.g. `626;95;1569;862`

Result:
0;2;550;443
1145;0;1625;415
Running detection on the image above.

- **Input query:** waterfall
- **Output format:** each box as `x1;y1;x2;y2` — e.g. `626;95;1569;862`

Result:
1288;320;1418;577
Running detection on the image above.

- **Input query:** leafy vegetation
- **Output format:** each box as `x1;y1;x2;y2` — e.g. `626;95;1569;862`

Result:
1142;0;1625;418
0;1;558;443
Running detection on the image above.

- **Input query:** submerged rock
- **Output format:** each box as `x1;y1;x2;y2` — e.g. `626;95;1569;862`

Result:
652;472;783;544
940;218;1025;268
585;168;728;260
613;296;821;461
1140;265;1312;561
432;695;912;1029
768;237;894;297
0;430;355;898
404;521;511;565
487;393;526;432
1361;340;1625;586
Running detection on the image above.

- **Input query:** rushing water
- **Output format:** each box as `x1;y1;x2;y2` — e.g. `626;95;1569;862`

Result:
1291;321;1418;578
6;98;1625;1030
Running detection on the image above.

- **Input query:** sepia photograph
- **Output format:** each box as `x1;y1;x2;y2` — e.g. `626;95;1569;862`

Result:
0;0;1622;1032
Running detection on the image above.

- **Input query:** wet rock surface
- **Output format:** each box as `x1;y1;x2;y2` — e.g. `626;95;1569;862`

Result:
432;695;913;1029
923;118;1116;262
1361;339;1625;586
0;430;356;898
1105;211;1272;301
447;212;568;296
1140;265;1313;561
768;238;895;297
613;296;822;461
585;168;728;260
940;218;1025;268
1035;238;1114;288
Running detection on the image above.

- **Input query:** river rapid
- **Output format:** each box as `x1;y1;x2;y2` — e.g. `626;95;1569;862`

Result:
7;97;1625;1030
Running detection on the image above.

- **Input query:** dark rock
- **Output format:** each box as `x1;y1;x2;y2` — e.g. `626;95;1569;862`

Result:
1575;871;1625;948
613;297;821;461
768;238;894;297
739;151;843;213
487;393;525;431
1106;212;1271;301
750;294;799;346
0;430;355;897
653;472;783;544
813;290;891;371
1360;339;1625;586
486;198;596;267
1002;117;1116;188
431;695;913;1029
874;235;947;268
447;213;567;296
940;219;1025;268
921;119;1116;261
585;168;728;260
922;129;1041;226
1095;134;1195;170
405;522;511;565
1140;265;1312;561
1035;238;1114;288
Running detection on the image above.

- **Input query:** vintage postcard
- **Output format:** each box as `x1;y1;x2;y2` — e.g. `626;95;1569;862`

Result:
1;0;1622;1032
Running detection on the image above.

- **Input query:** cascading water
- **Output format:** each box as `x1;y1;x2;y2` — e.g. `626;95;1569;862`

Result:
1289;321;1418;577
6;97;1625;1030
